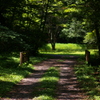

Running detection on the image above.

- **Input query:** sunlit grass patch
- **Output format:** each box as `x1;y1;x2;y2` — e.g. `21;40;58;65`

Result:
88;49;98;55
29;56;47;64
34;95;54;100
40;43;86;55
40;50;86;57
57;59;65;62
0;63;34;97
33;67;59;100
75;63;100;99
39;43;86;52
40;43;98;58
55;43;85;50
47;43;86;50
0;53;47;97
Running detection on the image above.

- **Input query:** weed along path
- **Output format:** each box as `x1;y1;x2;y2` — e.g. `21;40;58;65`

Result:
1;55;87;100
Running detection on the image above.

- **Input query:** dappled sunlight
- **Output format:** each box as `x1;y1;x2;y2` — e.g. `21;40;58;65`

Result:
56;59;87;100
33;67;59;100
11;57;20;63
0;54;88;100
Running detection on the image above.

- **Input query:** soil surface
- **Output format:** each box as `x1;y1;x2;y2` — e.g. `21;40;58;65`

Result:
1;55;88;100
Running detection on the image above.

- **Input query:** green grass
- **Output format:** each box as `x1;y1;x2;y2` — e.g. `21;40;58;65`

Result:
74;60;100;100
41;43;86;51
52;43;86;50
0;43;99;98
40;43;100;99
0;63;34;96
33;67;59;100
0;53;47;97
39;43;98;56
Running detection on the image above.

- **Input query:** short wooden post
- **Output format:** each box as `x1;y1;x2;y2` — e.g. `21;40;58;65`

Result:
20;51;29;65
85;50;90;63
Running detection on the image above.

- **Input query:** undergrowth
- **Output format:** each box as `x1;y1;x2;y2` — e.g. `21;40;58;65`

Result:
0;53;47;97
75;59;100;100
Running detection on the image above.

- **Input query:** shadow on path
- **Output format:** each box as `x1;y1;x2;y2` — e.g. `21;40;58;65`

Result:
0;55;87;100
56;59;87;100
1;59;57;100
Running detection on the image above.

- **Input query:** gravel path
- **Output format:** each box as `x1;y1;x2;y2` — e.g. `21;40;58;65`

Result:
1;55;87;100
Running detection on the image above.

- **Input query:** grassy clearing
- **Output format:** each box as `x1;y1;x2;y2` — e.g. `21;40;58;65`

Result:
41;43;86;51
33;67;59;100
40;43;98;56
0;53;47;97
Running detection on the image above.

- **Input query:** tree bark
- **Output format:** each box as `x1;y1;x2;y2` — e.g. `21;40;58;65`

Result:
51;42;56;50
50;31;56;50
40;0;49;33
94;22;100;56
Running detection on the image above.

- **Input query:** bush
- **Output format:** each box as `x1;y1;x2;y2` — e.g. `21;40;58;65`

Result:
0;25;28;53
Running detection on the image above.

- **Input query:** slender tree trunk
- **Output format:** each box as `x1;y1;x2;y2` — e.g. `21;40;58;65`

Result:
40;0;49;33
51;41;56;50
94;22;100;56
50;32;56;50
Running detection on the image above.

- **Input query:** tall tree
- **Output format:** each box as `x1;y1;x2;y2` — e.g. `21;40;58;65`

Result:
77;0;100;55
45;0;67;50
0;0;47;54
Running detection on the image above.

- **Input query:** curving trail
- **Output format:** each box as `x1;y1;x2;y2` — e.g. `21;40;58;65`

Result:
1;55;87;100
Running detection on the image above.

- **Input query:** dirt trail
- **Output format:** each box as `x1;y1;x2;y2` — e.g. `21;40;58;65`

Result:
56;59;86;100
1;55;87;100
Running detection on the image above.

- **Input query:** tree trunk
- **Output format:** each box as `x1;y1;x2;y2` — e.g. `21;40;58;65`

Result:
85;50;90;64
40;0;49;33
51;42;56;50
50;32;56;50
94;22;100;56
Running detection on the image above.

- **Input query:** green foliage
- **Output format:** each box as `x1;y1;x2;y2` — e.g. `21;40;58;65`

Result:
60;0;86;43
76;0;100;54
83;32;97;44
0;0;100;54
75;62;100;99
61;19;85;39
39;44;51;52
0;0;48;54
0;53;19;68
33;67;59;100
0;25;28;53
83;31;97;49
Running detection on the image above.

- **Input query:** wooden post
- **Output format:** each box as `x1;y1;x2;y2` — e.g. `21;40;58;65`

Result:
20;52;23;65
85;50;90;63
20;51;29;65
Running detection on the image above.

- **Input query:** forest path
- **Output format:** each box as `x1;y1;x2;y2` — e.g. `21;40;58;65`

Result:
1;55;87;100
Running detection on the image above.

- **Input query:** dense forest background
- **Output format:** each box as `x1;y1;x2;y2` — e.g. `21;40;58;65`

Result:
0;0;100;55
